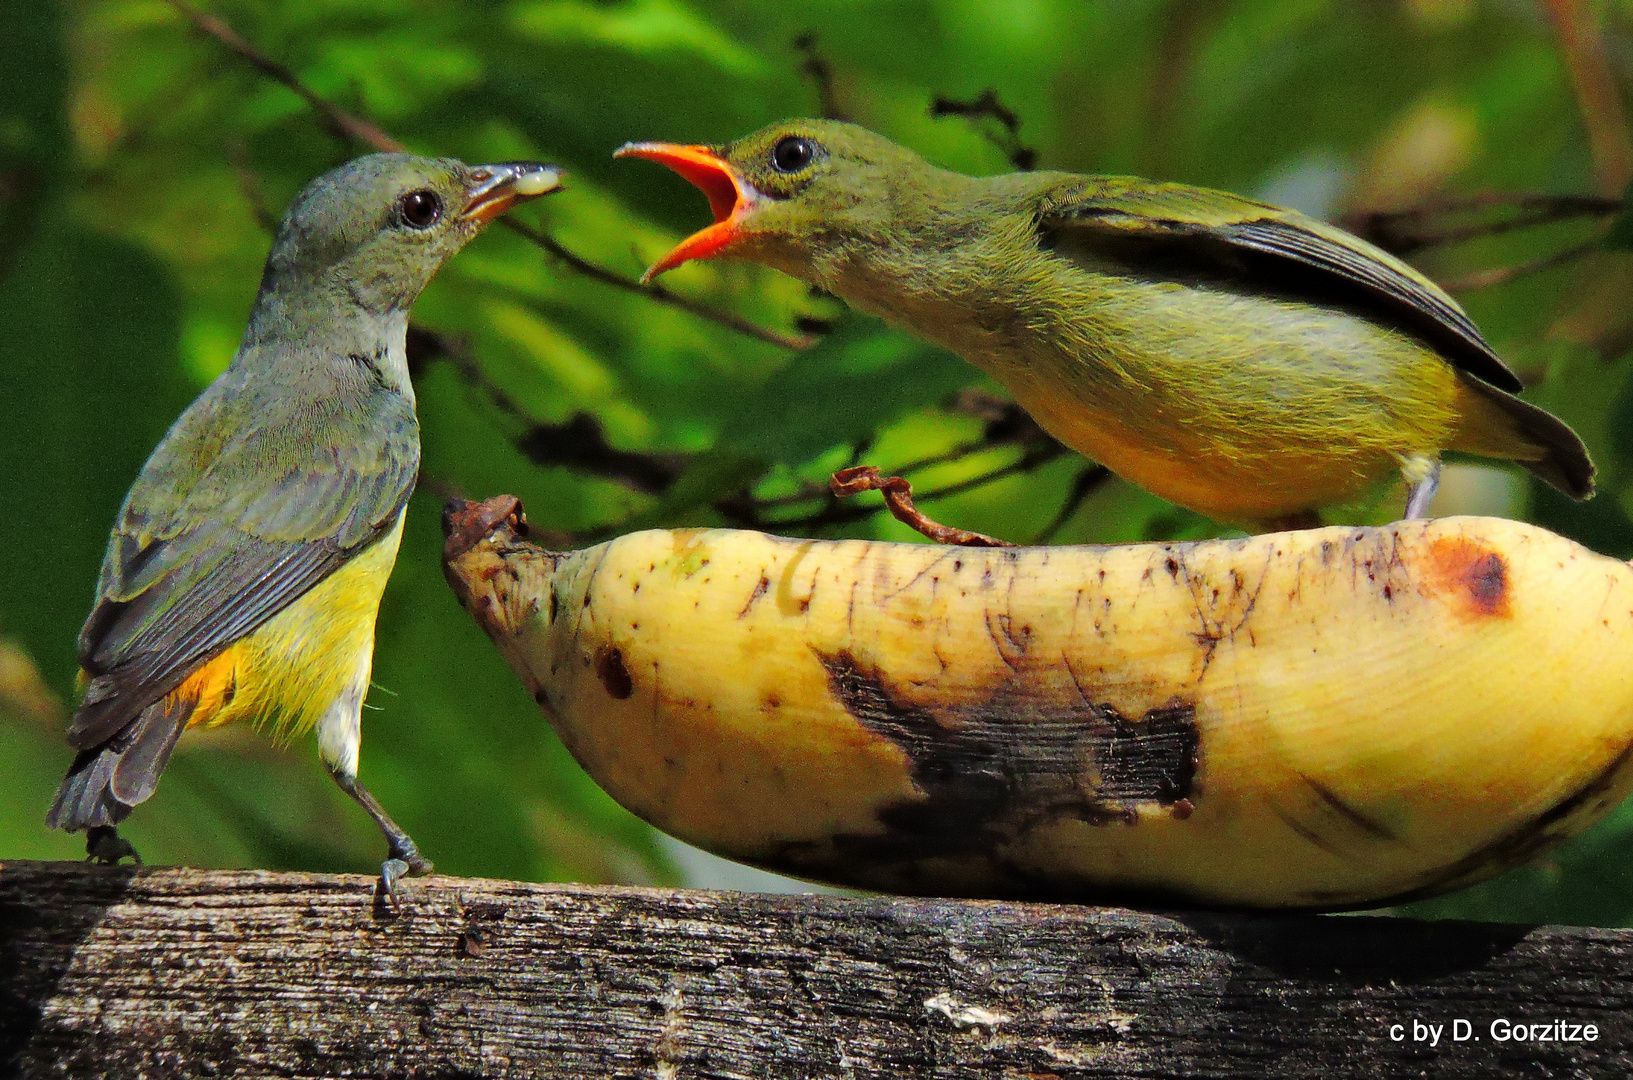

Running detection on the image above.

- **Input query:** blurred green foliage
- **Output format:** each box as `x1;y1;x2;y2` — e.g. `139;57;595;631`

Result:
2;0;1633;924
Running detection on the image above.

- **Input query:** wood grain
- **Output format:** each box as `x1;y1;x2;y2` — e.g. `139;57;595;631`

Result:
1;860;1628;1078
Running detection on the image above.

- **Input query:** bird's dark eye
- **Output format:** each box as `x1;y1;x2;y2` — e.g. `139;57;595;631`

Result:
770;136;815;174
397;189;442;230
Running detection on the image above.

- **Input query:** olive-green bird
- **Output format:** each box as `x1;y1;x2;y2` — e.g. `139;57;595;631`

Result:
47;153;561;893
617;120;1593;527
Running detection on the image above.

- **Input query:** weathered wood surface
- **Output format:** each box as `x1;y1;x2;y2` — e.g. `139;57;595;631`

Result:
0;860;1628;1078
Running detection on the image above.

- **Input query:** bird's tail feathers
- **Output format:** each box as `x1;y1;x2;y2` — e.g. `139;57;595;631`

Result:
1453;378;1595;501
47;695;190;832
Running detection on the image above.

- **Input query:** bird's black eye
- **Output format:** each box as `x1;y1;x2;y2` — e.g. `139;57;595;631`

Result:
397;189;442;230
770;135;815;174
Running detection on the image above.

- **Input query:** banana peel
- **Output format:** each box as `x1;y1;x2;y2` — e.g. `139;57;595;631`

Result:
442;495;1633;910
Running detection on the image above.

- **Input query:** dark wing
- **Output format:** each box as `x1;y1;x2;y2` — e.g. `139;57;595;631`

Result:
68;366;420;750
1039;179;1523;394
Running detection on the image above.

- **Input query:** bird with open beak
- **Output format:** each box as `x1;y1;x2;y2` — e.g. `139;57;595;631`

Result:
617;121;1591;530
49;153;562;896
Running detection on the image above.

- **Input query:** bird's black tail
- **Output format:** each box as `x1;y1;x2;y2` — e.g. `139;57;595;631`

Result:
1456;377;1596;501
46;696;189;832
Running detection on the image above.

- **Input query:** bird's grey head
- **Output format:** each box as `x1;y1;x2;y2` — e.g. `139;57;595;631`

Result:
252;153;562;330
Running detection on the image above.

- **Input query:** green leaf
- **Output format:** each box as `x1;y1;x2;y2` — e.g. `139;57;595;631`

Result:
719;316;977;466
612;447;770;532
0;222;196;690
0;0;67;276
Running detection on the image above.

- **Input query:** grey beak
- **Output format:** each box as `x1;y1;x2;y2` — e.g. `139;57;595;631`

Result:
461;161;565;223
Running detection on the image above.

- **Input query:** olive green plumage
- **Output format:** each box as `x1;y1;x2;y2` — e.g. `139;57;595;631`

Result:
50;153;560;888
626;119;1592;525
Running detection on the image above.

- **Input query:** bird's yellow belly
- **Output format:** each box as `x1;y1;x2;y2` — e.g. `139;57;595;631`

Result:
941;286;1467;523
171;512;405;740
1012;384;1413;523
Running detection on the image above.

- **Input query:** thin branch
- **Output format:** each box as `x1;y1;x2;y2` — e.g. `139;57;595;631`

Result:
1543;0;1633;197
746;394;1060;517
421;316;1073;542
515;415;686;497
1438;239;1603;292
163;0;808;351
500;219;813;350
829;465;1015;547
748;443;1069;535
793;32;849;122
930;90;1038;171
1340;192;1623;255
1031;464;1113;544
409;326;689;500
166;0;404;152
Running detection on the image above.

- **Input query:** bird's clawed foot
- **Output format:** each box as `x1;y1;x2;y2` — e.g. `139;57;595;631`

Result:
84;825;142;866
378;835;434;904
831;465;1015;548
329;766;433;907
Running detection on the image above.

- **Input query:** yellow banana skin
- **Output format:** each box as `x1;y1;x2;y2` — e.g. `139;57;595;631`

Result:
444;497;1633;910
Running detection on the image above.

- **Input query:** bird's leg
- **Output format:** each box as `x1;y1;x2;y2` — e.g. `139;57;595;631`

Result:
830;466;1015;548
84;825;142;866
1403;456;1442;520
327;767;432;901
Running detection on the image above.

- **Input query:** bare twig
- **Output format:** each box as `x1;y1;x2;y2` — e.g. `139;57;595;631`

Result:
1438;239;1604;292
421;311;1073;541
224;138;278;233
752;394;1056;512
1543;0;1633;197
1031;464;1113;544
516;415;687;497
930;90;1038;171
500;219;813;350
1341;192;1623;256
163;0;808;351
793;32;849;122
830;465;1016;547
746;441;1067;536
166;0;404;152
406;325;689;496
742;394;1067;534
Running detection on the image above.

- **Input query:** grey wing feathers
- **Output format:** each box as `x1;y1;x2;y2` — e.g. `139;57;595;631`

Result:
56;369;419;827
67;537;358;749
1042;188;1525;394
1214;220;1523;394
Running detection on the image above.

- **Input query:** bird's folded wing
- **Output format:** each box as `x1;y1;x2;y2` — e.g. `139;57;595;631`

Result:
1040;180;1524;394
67;380;420;750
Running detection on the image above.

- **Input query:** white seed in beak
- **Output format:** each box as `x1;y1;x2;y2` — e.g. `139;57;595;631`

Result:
512;167;564;196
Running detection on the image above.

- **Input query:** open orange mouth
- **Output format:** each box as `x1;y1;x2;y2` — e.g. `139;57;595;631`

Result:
615;142;761;282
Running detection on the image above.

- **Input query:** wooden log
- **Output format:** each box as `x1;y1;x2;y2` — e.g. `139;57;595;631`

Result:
0;859;1628;1078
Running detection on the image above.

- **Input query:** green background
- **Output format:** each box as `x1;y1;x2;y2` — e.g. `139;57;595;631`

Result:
3;0;1633;925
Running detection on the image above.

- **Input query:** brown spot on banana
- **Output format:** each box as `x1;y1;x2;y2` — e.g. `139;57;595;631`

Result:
442;507;1633;910
595;646;634;700
1423;535;1511;618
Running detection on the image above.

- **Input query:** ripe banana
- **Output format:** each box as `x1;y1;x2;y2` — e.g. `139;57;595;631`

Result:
443;496;1633;910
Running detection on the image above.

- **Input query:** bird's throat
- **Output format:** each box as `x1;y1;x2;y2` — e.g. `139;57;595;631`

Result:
241;298;415;402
